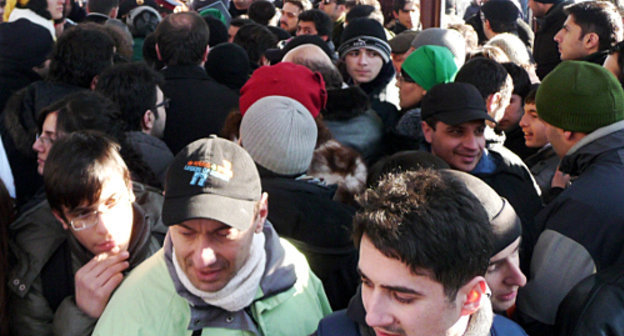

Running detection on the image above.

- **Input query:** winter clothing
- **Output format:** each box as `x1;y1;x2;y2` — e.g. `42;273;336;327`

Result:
516;120;624;334
125;131;174;187
241;97;317;175
5;7;55;40
536;61;624;133
338;18;391;63
205;43;250;92
524;145;559;197
161;65;239;155
421;82;494;125
8;183;166;336
93;222;332;335
259;166;359;309
239;62;327;118
410;28;466;68
555;266;624;336
388;30;418;54
481;0;519;23
402;45;458;91
533;0;572;79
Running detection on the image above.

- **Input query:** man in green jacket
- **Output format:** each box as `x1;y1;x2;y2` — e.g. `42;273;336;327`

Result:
94;136;332;336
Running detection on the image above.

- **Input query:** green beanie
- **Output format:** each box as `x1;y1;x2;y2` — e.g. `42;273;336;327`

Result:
401;45;458;91
536;61;624;133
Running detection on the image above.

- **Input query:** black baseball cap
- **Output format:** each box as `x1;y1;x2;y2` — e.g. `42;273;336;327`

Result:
162;135;261;230
421;82;495;126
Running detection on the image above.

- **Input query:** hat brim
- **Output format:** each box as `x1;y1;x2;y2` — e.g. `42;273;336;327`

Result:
434;109;495;126
162;193;257;231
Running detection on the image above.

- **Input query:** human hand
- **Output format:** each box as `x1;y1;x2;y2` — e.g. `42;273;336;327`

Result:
551;169;571;189
74;249;130;318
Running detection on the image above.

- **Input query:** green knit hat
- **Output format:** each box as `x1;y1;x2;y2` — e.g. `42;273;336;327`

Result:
536;61;624;133
401;45;458;91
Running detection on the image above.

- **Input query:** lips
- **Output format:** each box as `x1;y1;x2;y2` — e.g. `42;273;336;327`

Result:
374;328;402;336
96;240;117;253
496;290;518;302
194;267;224;282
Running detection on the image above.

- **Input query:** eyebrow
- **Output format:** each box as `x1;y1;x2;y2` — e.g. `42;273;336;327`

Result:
490;244;521;265
358;268;423;295
177;222;231;234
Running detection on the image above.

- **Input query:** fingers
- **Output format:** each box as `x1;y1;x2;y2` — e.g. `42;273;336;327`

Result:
81;250;129;275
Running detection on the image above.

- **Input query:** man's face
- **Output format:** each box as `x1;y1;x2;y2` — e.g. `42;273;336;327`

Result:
280;3;302;34
319;0;341;21
528;0;548;18
47;0;64;20
32;111;58;175
395;2;419;29
150;86;167;139
422;120;486;172
397;75;426;109
485;238;526;313
498;94;524;132
344;48;384;85
170;218;257;292
359;235;465;336
296;20;319;36
519;102;548;148
61;172;134;255
542;119;571;157
232;0;253;10
554;15;589;61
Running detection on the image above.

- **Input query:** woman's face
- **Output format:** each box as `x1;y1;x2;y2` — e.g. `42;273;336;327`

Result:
47;0;65;20
344;47;384;85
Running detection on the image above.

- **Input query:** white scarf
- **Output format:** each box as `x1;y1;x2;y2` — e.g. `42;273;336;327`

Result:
8;8;56;40
172;232;267;312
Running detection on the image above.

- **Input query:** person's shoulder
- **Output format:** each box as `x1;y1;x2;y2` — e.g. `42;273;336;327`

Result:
315;309;361;336
491;314;528;336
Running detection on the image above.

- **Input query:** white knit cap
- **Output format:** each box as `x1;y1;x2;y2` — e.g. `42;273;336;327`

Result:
240;96;318;175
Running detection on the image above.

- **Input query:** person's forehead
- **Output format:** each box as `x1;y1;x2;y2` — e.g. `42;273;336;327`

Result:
283;2;301;13
439;119;485;128
176;217;232;232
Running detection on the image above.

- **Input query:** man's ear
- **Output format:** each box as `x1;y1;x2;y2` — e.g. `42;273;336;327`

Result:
422;120;434;144
155;43;163;61
202;45;210;63
393;10;399;19
109;6;119;18
90;75;99;91
583;32;599;51
142;109;155;133
459;277;488;316
253;192;269;233
52;209;70;230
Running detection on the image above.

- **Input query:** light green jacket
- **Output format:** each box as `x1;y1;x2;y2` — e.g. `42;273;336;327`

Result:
93;225;332;336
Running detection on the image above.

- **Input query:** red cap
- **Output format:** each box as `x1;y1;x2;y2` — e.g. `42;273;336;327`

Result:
239;62;327;118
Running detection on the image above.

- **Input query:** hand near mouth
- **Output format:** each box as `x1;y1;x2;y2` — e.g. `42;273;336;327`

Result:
75;249;130;318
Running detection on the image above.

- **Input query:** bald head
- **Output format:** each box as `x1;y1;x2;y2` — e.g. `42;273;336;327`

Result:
282;44;333;66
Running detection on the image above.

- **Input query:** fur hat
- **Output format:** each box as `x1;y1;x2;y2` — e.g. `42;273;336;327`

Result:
239;62;327;118
240;96;318;175
0;19;53;68
338;18;391;63
537;61;624;133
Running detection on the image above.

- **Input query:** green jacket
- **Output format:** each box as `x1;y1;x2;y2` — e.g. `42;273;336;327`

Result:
93;223;332;336
8;183;166;336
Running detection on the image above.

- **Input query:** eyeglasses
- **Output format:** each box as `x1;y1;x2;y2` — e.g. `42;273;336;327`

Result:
35;133;55;148
154;98;171;110
68;194;130;231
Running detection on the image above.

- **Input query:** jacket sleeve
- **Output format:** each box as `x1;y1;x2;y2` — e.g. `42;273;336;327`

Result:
52;296;97;336
9;276;55;336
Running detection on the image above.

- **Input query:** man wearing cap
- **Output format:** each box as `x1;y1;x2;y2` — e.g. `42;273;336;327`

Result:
515;61;624;336
93;136;332;336
314;169;527;336
553;1;622;65
530;0;573;79
420;82;542;274
388;30;419;74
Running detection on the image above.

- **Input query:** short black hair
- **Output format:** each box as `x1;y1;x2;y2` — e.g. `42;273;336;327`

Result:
392;0;417;13
48;25;115;88
95;62;165;131
233;23;277;65
87;0;120;15
298;9;332;37
353;169;493;299
248;0;276;25
154;12;210;65
524;83;540;105
230;17;254;28
502;62;531;100
565;1;623;51
455;57;509;99
45;130;131;221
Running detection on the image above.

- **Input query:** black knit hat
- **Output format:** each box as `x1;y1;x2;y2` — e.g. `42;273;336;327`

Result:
0;19;53;68
441;169;522;256
205;42;250;91
481;0;519;23
338;18;391;63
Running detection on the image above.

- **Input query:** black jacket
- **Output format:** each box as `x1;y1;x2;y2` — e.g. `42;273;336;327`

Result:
160;65;238;155
533;1;572;80
259;166;359;310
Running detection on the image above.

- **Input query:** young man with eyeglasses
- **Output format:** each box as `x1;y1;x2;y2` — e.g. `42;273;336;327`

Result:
8;94;166;336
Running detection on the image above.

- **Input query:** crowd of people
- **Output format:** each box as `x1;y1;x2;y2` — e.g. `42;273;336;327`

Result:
1;0;624;334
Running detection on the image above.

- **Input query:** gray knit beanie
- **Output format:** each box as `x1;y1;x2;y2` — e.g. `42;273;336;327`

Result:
240;96;318;175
